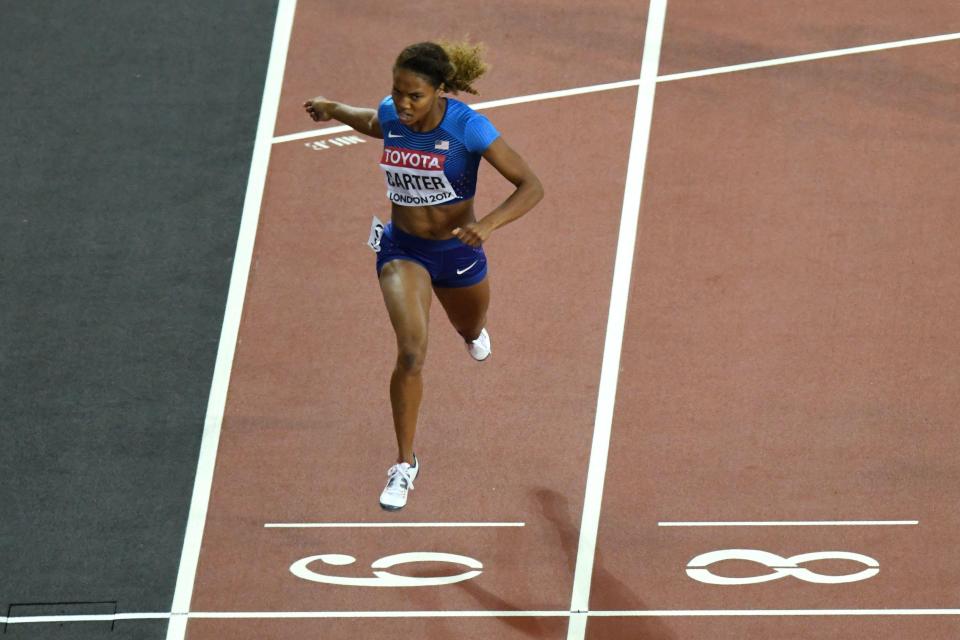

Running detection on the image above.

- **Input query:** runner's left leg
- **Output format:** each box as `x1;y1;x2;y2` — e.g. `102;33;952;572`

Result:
434;277;490;342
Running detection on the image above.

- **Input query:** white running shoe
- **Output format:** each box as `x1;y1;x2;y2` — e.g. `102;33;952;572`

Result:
466;328;491;361
379;454;419;511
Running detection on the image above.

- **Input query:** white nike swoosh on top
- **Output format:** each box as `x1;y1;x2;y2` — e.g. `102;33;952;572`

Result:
388;131;403;138
456;260;479;275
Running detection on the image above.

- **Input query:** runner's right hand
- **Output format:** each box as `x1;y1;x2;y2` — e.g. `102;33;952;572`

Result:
304;96;335;121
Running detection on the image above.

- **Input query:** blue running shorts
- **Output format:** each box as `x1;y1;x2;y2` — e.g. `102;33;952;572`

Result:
375;222;488;288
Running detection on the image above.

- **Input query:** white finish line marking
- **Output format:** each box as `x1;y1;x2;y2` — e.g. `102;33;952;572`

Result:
660;520;919;527
5;609;960;625
265;522;525;528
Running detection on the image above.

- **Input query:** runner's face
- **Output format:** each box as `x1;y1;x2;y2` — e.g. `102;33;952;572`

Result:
391;68;442;128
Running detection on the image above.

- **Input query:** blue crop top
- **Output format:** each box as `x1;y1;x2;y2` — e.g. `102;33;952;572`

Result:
378;96;500;207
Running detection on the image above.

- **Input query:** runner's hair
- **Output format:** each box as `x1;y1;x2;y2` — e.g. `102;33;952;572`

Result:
394;40;489;95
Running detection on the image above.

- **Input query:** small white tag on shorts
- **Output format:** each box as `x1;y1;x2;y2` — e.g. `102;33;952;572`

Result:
367;215;385;252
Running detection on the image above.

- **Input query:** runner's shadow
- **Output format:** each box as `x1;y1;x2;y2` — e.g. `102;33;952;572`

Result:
457;579;562;637
396;489;676;637
402;559;561;637
535;488;677;639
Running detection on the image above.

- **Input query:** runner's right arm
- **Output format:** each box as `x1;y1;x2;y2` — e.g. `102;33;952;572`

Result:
304;97;383;139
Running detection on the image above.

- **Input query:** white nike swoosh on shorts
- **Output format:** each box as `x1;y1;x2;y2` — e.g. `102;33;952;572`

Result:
456;260;479;275
388;132;403;138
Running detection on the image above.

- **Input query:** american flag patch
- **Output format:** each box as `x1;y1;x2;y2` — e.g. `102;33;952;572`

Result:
435;140;449;150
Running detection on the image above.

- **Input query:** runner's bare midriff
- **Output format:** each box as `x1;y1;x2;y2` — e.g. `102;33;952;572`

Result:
391;198;476;240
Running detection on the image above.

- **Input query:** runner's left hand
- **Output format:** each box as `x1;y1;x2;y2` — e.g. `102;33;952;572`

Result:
451;222;491;247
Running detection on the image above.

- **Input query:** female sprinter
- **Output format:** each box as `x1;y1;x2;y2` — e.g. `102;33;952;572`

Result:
304;41;543;510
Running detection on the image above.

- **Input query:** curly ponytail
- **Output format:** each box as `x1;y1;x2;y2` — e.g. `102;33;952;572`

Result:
394;40;489;95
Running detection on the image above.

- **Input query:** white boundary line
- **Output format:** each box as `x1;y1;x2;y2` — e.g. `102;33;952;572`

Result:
658;31;960;82
163;2;298;639
7;609;960;625
273;30;960;145
565;2;667;639
659;520;920;527
264;522;525;528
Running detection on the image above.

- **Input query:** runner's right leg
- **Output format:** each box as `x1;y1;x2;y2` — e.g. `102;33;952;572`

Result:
379;259;433;465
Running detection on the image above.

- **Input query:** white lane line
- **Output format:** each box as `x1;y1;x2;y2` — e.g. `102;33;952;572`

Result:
658;31;960;82
164;2;298;639
659;520;919;527
264;522;525;528
272;78;642;144
6;609;960;625
566;1;667;638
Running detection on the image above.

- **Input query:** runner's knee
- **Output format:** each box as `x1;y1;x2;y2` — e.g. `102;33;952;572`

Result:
395;339;427;373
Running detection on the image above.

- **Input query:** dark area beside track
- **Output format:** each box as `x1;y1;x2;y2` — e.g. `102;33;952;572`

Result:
0;2;277;637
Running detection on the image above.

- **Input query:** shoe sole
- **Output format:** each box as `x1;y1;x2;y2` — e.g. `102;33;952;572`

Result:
379;457;420;511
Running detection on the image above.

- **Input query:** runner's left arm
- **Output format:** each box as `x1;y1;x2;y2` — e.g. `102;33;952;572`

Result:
452;137;543;247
